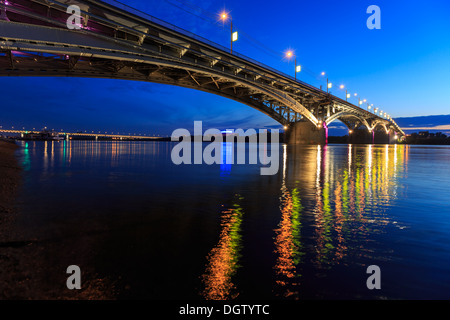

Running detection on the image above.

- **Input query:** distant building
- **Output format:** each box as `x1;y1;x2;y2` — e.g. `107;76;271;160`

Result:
21;129;64;141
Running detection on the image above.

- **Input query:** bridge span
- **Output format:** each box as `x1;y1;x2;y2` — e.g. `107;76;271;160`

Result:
0;129;159;140
0;0;404;144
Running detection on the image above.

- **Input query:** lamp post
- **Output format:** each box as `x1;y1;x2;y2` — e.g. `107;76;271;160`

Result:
220;11;238;54
285;50;301;80
345;90;351;101
326;78;332;93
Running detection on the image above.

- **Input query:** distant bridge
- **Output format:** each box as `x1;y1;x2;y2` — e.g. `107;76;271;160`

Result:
0;0;404;144
0;129;159;140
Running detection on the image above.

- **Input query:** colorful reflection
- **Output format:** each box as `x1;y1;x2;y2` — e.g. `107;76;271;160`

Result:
274;187;303;298
284;144;409;271
17;140;170;176
273;144;304;298
202;197;244;300
220;142;232;176
21;142;31;171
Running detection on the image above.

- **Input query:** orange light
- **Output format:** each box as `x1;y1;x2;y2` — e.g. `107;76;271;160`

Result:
220;11;229;21
286;50;293;58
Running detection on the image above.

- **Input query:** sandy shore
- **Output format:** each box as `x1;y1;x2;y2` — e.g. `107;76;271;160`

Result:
0;140;117;299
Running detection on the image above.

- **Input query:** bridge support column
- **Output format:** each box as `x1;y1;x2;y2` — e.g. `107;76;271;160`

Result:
348;128;372;144
287;120;326;145
388;131;399;144
373;130;389;144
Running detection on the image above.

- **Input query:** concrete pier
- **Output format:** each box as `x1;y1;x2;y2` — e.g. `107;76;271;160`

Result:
287;120;326;145
348;128;372;144
373;130;390;144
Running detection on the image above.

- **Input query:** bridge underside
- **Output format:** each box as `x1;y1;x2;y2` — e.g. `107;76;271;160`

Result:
0;0;404;144
0;38;312;127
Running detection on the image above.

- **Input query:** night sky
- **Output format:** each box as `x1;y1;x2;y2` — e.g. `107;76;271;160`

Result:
1;0;449;136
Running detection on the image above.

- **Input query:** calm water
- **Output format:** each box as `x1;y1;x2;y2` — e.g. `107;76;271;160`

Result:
11;141;450;299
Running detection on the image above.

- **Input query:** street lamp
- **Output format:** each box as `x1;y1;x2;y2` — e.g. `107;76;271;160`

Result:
220;11;238;54
285;50;301;80
345;90;351;101
326;78;332;93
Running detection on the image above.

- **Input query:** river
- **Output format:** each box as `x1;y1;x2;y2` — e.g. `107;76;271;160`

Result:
6;140;450;299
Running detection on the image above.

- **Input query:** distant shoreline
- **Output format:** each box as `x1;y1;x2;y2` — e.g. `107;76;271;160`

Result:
4;136;450;146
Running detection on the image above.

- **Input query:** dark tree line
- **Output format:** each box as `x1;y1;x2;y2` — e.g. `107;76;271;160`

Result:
401;132;450;145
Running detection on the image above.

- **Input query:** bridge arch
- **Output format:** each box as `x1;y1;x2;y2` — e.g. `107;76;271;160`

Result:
371;120;390;134
325;111;371;131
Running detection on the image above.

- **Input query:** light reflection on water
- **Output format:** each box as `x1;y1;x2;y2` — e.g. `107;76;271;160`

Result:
201;195;244;300
11;140;450;299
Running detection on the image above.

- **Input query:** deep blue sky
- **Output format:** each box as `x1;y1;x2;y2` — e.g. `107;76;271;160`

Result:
1;0;449;135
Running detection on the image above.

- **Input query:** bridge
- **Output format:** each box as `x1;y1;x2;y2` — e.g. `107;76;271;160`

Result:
0;128;159;140
0;0;405;144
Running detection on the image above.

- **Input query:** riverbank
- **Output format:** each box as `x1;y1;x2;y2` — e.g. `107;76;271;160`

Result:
0;139;26;299
0;139;21;233
0;140;117;299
